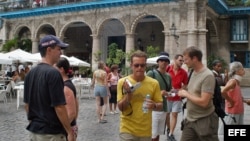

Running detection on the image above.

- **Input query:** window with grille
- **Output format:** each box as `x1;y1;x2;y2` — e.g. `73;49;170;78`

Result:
231;18;248;41
230;51;250;68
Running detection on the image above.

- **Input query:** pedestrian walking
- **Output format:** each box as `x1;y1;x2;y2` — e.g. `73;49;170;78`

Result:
91;61;110;123
117;50;163;141
218;61;246;134
23;35;74;141
147;52;172;141
178;46;219;141
107;64;120;114
166;54;188;141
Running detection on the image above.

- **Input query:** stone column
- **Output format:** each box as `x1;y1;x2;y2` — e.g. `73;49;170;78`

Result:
198;29;208;65
186;1;198;47
91;34;100;70
32;38;39;53
125;33;135;67
163;31;173;57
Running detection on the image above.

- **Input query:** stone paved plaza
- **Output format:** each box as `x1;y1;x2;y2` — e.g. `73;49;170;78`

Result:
0;87;250;141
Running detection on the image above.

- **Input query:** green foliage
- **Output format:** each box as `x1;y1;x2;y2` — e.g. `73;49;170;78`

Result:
1;37;32;52
79;67;92;77
18;38;32;52
106;43;125;66
146;45;160;58
225;0;250;6
207;54;228;71
245;0;250;5
1;37;18;52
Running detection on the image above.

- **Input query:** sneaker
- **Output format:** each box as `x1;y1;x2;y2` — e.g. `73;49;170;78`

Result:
168;134;176;141
114;111;119;114
110;111;114;114
166;128;170;140
166;134;170;141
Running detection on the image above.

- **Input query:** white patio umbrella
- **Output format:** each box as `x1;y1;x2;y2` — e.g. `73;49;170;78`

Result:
146;56;158;65
31;53;77;66
4;49;37;63
0;53;12;64
69;56;90;67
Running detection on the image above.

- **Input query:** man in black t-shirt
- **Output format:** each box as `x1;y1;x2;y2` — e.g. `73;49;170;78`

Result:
24;35;74;141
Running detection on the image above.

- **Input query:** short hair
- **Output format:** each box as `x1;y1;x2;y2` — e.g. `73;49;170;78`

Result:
98;61;105;69
174;54;183;60
130;50;147;63
110;64;119;72
212;60;221;67
229;61;243;78
39;45;57;57
183;46;202;61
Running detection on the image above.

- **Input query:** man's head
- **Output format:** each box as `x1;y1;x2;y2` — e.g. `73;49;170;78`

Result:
156;52;170;69
38;35;68;57
212;60;222;73
130;50;147;78
98;61;105;70
174;54;184;68
183;46;202;68
38;35;68;65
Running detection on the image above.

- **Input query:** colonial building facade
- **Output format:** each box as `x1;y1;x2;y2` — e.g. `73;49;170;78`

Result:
0;0;249;85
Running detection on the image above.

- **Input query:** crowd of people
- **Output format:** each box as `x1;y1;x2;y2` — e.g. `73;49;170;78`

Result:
22;34;250;141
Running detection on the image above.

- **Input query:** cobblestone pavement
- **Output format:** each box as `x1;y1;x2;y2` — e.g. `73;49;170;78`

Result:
0;87;250;141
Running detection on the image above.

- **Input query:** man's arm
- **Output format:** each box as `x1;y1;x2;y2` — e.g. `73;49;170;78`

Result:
178;90;212;108
64;87;77;122
54;105;74;141
118;92;132;111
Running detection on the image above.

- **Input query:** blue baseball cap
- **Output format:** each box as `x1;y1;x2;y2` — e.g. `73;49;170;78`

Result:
39;35;69;50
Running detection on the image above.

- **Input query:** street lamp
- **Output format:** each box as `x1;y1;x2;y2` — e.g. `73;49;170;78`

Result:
169;23;179;47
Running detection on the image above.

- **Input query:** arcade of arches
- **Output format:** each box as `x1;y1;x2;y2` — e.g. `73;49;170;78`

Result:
1;0;250;85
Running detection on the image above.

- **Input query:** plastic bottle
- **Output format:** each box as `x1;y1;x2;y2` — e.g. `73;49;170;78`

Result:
142;94;150;113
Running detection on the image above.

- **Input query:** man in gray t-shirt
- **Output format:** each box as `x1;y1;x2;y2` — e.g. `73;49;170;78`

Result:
178;46;219;141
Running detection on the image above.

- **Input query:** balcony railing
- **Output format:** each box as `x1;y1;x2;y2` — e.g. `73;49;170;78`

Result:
0;0;90;13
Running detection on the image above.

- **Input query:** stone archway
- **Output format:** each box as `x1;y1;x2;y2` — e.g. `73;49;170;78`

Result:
206;18;218;57
63;21;92;63
134;15;164;52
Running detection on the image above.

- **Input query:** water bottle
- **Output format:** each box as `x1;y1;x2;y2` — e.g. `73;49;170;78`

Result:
142;94;150;113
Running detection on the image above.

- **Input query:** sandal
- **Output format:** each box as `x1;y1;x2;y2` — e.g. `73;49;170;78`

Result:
99;119;107;123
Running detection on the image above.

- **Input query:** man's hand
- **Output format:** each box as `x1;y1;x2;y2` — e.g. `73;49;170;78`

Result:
67;131;75;141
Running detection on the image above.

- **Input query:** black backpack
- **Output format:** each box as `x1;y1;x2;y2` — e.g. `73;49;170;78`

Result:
213;79;227;124
184;69;235;125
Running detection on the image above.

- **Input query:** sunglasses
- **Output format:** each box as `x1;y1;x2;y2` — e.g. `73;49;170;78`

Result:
133;64;146;68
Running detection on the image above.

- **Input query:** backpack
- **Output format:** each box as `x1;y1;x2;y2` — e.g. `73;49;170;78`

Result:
184;69;235;125
213;79;227;124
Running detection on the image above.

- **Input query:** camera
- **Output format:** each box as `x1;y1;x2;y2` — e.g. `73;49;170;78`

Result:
124;78;141;93
169;89;178;97
125;78;134;89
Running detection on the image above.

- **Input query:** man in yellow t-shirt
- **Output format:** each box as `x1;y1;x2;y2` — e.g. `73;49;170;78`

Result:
117;50;163;141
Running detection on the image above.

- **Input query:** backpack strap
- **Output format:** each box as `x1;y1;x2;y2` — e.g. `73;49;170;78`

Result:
182;69;193;118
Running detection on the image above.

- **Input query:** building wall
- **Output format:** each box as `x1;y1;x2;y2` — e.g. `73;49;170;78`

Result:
207;7;250;86
3;0;240;82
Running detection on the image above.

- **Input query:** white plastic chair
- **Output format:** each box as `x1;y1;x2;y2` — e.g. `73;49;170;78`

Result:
5;83;12;102
0;90;8;111
73;82;82;102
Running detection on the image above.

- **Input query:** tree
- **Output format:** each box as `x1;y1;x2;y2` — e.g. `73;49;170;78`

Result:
106;43;126;66
1;36;32;52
